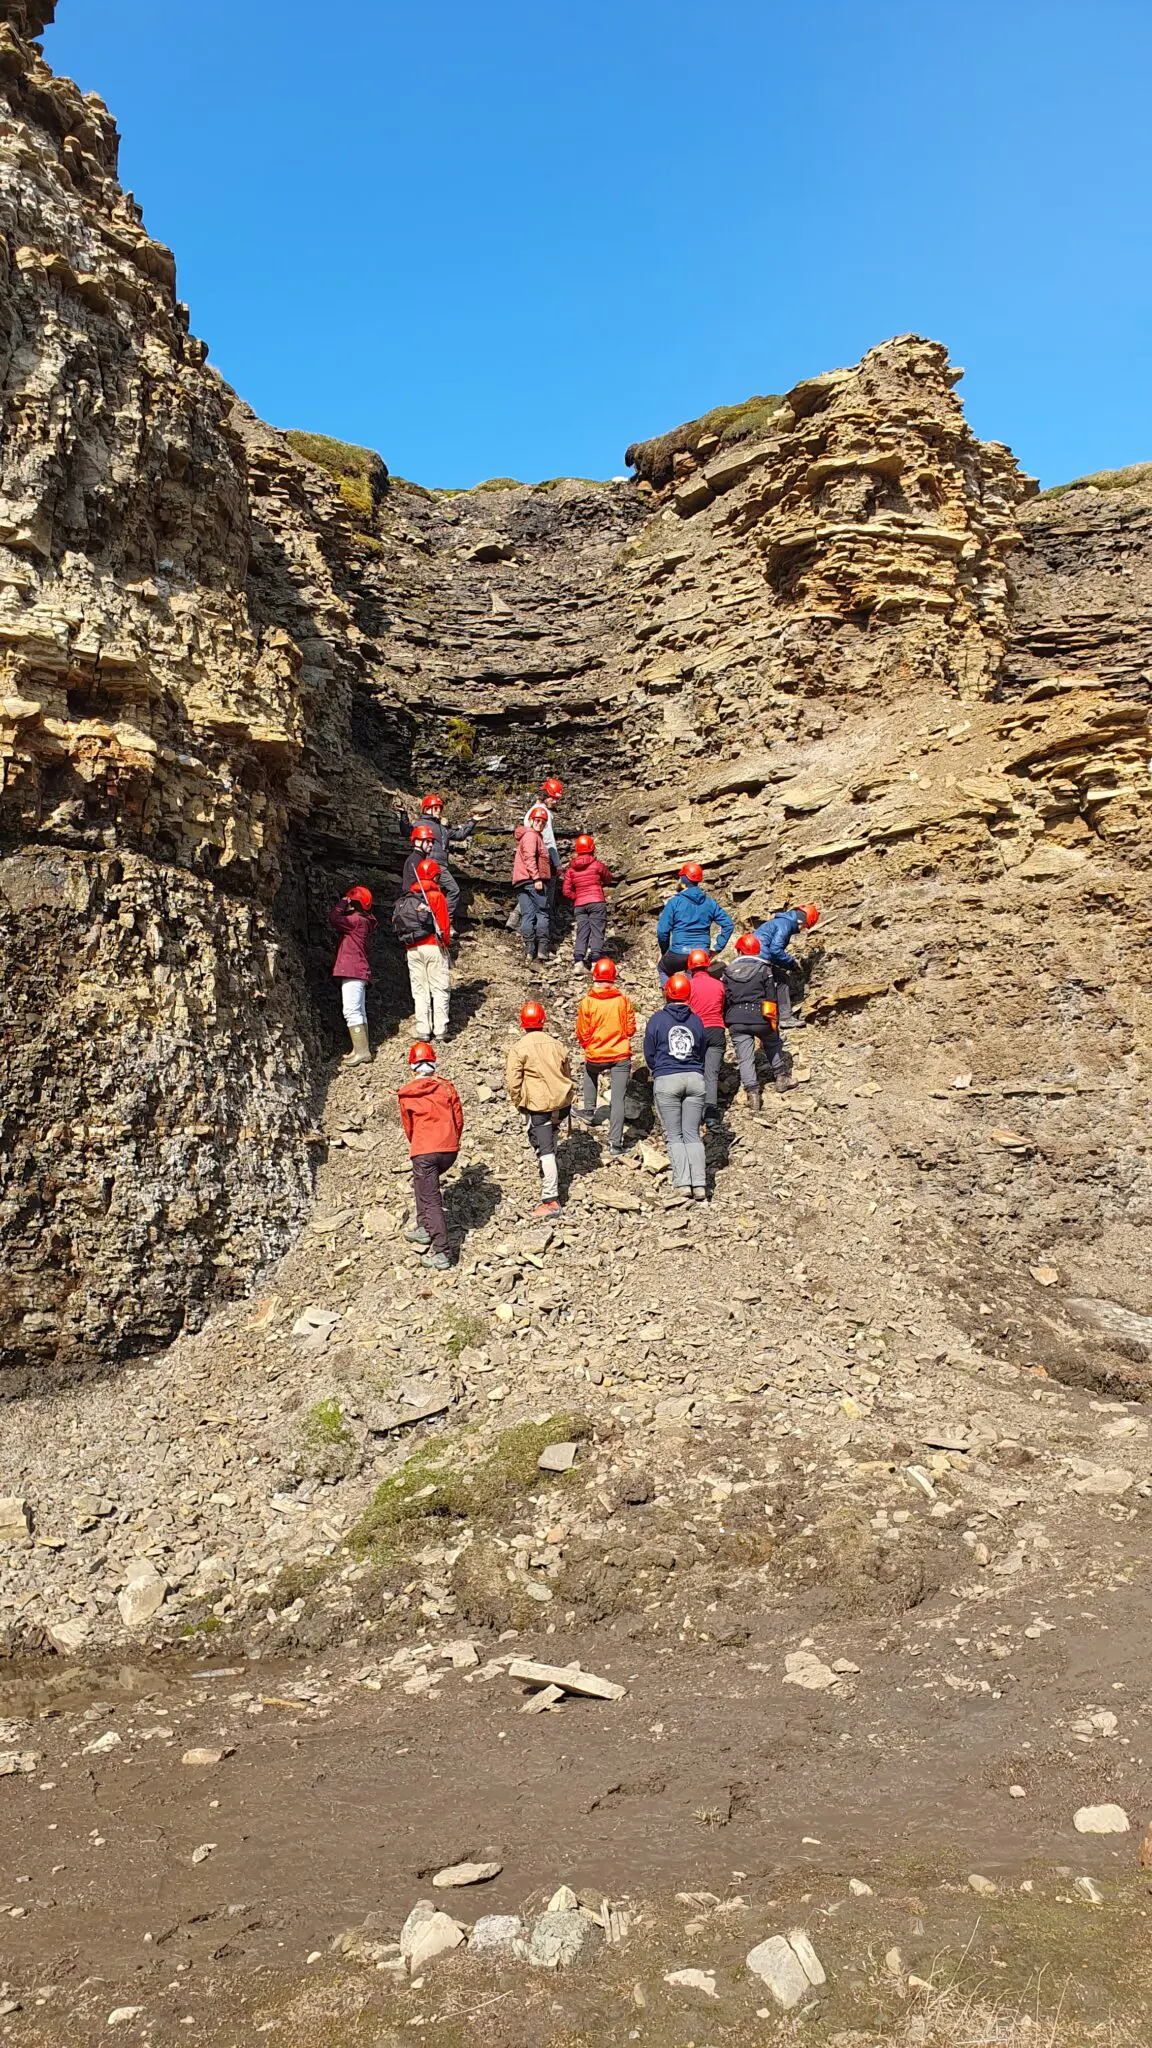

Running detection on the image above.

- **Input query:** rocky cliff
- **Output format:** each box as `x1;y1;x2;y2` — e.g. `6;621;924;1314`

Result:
2;1;1150;1380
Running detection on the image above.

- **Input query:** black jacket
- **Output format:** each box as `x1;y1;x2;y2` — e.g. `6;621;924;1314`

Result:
722;957;776;1033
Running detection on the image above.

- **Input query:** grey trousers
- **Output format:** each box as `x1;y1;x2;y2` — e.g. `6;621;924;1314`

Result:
653;1072;706;1189
573;902;607;964
730;1029;786;1088
583;1058;629;1148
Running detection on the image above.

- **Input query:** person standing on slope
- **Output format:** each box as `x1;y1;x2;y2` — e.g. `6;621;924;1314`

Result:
574;957;636;1156
505;999;574;1216
395;857;452;1040
403;824;460;926
752;903;819;1028
656;863;734;983
329;884;376;1067
722;932;788;1108
562;833;615;968
397;1041;463;1270
686;947;727;1129
643;971;707;1203
512;805;554;961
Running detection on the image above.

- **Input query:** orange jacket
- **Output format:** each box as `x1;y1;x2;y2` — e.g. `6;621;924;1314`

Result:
397;1075;464;1157
575;986;636;1064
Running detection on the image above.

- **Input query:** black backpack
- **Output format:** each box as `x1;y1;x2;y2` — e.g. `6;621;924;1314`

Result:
391;893;435;944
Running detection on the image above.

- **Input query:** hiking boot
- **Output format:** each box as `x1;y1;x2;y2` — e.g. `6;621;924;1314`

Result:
701;1106;722;1131
607;1144;626;1159
423;1250;451;1270
532;1199;561;1217
663;1190;691;1208
405;1224;431;1246
745;1087;762;1111
775;1073;795;1093
691;1186;708;1202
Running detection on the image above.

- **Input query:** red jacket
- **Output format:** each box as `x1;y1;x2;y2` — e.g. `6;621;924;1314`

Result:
562;853;615;906
408;881;450;949
512;824;551;885
688;965;725;1029
397;1075;464;1157
329;901;376;980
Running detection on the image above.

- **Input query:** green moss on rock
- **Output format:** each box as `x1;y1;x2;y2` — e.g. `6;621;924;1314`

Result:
1040;460;1152;500
349;1412;592;1556
283;430;388;520
625;392;787;489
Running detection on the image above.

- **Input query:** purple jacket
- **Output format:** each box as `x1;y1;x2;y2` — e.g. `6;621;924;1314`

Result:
329;901;376;981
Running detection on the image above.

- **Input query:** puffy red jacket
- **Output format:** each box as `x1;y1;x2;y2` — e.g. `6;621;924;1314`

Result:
397;1075;464;1156
562;854;614;905
329;901;376;980
688;965;725;1028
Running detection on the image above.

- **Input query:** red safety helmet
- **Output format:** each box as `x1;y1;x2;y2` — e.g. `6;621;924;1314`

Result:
345;885;373;910
686;948;710;971
520;1000;546;1030
410;824;435;845
797;904;820;928
679;861;703;885
421;792;445;813
409;1040;436;1065
591;957;616;983
414;858;441;883
541;777;564;799
574;833;595;855
735;932;761;956
665;972;692;1002
527;805;549;827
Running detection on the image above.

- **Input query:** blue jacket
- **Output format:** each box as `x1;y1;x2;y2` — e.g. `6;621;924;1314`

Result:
643;1003;705;1078
754;908;805;969
656;883;734;958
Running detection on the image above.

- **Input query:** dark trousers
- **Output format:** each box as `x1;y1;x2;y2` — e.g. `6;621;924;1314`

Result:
516;885;550;957
582;1058;630;1147
573;901;607;964
411;1150;454;1255
701;1028;725;1109
658;949;690;986
525;1108;558;1157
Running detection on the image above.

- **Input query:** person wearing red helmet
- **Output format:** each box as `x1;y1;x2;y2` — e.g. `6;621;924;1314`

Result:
752;904;820;1028
686;946;727;1128
561;831;616;967
393;857;452;1040
396;1041;464;1269
655;863;734;984
402;825;461;923
722;933;789;1107
574;957;636;1155
512;805;554;960
395;792;474;923
328;884;377;1065
505;999;573;1215
522;776;568;919
643;973;708;1201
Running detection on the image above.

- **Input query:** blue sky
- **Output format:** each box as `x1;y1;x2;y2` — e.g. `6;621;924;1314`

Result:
45;0;1152;490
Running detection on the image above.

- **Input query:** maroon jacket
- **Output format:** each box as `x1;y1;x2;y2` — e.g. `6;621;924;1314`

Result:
329;901;376;980
562;853;615;906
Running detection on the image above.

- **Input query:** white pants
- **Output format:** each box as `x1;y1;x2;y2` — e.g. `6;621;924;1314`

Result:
407;945;451;1037
340;978;367;1028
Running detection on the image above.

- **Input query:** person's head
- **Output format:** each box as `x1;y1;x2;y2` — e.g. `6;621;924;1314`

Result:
527;805;549;828
574;833;595;855
678;861;703;889
410;824;435;847
686;948;710;972
541;777;563;803
665;972;692;1003
520;1000;546;1031
414;858;441;885
796;904;820;929
409;1039;436;1075
735;932;761;956
421;792;445;818
345;885;372;911
591;957;616;984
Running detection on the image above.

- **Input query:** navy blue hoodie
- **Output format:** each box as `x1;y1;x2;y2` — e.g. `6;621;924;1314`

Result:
643;1002;706;1078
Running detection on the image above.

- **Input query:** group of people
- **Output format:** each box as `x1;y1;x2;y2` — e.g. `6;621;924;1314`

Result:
327;783;819;1265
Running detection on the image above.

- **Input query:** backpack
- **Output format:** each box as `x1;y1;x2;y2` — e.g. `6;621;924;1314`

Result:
392;893;435;944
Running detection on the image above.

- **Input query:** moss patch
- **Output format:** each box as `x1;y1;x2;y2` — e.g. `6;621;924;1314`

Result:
283;430;388;521
348;1413;592;1557
1040;459;1152;500
442;1304;489;1357
625;392;787;489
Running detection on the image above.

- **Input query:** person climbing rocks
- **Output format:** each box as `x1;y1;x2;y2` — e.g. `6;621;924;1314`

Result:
397;1040;463;1270
403;824;461;925
752;903;819;1028
722;933;788;1108
394;857;452;1040
574;957;636;1156
643;971;708;1202
329;884;376;1067
562;832;615;968
512;804;554;961
655;863;734;983
686;946;727;1129
505;998;573;1216
397;791;476;863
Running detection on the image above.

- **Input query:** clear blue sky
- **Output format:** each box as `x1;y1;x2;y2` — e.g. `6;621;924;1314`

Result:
45;0;1152;490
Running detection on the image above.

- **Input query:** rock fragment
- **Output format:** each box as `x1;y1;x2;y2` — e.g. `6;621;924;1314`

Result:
432;1860;502;1889
746;1929;826;2008
1073;1804;1129;1834
116;1557;166;1628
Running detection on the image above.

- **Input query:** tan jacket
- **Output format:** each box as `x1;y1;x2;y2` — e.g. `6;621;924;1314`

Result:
506;1030;574;1112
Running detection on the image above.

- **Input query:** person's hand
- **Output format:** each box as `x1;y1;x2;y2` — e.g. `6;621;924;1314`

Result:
534;881;544;893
